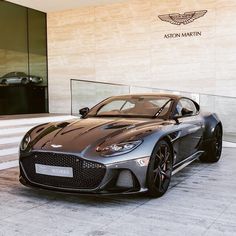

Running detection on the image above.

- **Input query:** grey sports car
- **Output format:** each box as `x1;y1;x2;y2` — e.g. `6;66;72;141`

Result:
0;72;43;85
19;94;223;197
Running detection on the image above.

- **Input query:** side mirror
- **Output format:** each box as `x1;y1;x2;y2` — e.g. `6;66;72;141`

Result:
181;108;193;116
79;107;89;118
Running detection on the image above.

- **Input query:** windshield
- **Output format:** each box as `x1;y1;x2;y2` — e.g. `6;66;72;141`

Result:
88;96;173;118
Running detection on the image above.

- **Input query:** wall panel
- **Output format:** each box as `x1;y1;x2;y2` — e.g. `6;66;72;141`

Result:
48;0;236;113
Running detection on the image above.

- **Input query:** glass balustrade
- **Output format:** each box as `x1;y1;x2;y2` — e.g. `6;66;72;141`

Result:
71;79;236;143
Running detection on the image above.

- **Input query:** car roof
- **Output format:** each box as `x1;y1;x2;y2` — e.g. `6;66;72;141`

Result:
110;93;182;100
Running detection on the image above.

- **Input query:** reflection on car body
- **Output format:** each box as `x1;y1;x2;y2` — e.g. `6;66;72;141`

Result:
0;72;43;85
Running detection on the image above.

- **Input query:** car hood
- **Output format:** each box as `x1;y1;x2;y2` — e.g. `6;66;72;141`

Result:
30;117;171;153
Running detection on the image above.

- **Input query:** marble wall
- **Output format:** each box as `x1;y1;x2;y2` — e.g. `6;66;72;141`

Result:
47;0;236;113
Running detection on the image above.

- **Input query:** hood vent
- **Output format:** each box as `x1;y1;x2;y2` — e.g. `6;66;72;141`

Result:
105;123;131;129
56;122;70;129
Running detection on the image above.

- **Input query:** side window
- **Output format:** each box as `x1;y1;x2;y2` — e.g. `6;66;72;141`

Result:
174;98;197;117
4;73;13;78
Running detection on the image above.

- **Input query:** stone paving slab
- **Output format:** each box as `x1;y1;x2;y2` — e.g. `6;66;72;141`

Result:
0;148;235;236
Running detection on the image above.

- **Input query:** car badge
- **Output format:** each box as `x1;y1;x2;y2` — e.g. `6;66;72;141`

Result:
51;144;62;148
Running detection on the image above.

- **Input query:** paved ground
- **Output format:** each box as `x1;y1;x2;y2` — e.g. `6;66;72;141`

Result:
0;147;235;236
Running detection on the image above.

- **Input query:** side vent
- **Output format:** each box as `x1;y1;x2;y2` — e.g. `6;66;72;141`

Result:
168;131;181;142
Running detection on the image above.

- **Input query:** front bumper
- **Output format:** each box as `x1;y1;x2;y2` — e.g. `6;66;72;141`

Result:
19;151;150;195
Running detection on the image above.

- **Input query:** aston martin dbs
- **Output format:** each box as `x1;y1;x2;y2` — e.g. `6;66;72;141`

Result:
19;94;223;197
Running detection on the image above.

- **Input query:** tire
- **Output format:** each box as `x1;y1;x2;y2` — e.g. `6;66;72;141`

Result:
1;79;8;85
21;78;28;85
147;140;173;198
199;125;222;163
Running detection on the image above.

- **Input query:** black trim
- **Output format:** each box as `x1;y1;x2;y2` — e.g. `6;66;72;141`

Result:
173;151;204;171
26;9;30;80
45;12;49;113
70;79;72;115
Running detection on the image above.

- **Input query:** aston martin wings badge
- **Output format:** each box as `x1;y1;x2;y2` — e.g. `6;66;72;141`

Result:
158;10;207;25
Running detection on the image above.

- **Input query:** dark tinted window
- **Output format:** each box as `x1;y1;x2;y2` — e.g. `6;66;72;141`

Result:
0;3;28;78
28;9;47;86
0;1;48;115
16;72;27;77
3;72;16;77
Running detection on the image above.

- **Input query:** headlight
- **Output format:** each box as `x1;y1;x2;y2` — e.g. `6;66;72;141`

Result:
101;140;142;157
20;134;31;151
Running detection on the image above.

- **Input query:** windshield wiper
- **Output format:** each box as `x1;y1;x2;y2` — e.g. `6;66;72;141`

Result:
153;99;173;118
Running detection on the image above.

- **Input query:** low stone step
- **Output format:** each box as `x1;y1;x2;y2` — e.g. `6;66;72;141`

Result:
0;153;18;164
0;132;26;139
0;136;22;145
0;147;18;157
0;115;75;128
0;160;18;171
0;142;19;150
0;126;34;136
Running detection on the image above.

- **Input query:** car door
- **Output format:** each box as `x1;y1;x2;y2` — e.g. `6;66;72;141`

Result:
173;98;204;161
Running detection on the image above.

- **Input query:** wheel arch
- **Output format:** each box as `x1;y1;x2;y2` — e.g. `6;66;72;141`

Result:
150;135;174;164
1;79;7;84
162;136;174;161
217;121;223;134
146;135;174;197
202;113;223;141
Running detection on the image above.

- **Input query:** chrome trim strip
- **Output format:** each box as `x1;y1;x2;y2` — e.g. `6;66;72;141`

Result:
172;151;204;175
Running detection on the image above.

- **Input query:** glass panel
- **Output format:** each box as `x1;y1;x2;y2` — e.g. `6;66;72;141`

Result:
130;86;155;94
130;86;200;104
0;1;48;115
71;80;129;115
0;1;28;81
71;80;236;143
28;8;47;86
200;95;236;143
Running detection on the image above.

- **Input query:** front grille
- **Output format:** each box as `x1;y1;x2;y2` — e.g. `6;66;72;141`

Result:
21;152;106;189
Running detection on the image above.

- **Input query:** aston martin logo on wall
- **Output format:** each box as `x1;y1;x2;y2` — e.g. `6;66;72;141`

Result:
158;10;207;25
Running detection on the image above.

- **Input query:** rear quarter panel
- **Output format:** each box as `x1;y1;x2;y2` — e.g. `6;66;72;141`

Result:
202;112;222;141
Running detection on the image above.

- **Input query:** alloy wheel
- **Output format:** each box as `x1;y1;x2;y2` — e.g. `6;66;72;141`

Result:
147;140;173;197
215;126;222;159
152;144;172;192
